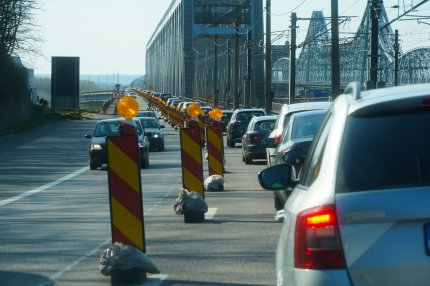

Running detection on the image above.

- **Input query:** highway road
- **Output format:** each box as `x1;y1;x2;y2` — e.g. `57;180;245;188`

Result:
0;101;281;286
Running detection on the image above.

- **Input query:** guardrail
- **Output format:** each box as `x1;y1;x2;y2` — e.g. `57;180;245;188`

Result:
80;91;113;112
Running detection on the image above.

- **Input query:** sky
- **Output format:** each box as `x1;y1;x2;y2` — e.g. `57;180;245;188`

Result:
25;0;430;76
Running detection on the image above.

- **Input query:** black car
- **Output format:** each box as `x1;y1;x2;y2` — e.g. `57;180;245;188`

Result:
136;116;165;151
226;108;266;148
85;118;150;170
220;110;233;132
241;115;277;164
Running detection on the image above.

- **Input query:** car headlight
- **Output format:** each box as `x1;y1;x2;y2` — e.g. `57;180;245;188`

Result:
91;144;102;150
152;134;159;138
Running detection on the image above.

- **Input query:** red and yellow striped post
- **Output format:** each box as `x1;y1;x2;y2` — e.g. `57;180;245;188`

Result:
107;134;145;251
180;103;204;197
107;97;146;284
206;108;224;176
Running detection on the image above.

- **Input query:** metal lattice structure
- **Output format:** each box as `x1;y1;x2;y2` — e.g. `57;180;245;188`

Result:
146;0;265;107
273;2;430;95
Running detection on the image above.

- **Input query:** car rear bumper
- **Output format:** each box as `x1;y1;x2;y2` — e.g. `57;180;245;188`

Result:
277;268;351;286
243;145;266;159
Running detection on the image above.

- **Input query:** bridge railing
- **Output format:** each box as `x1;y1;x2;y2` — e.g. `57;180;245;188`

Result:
79;91;113;112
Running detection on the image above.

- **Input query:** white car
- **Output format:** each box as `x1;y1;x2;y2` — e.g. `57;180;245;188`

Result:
259;82;430;286
266;101;331;166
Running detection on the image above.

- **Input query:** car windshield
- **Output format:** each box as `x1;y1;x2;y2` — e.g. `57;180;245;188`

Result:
93;121;121;137
254;120;275;131
137;111;156;118
289;114;325;141
139;119;159;128
337;110;430;193
237;111;264;121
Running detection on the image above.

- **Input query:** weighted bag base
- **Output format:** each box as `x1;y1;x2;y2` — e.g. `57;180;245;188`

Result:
111;268;146;285
184;211;205;223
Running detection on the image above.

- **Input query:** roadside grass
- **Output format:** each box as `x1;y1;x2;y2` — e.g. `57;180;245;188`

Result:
0;108;99;137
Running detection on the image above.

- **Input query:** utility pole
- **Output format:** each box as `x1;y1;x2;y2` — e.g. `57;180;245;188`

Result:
205;49;209;102
369;0;380;89
233;17;240;109
331;0;340;98
226;39;231;107
265;0;272;114
394;29;399;86
246;30;252;107
289;13;297;104
213;34;219;107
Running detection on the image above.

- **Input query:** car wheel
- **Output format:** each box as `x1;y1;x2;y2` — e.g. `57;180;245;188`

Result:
228;137;235;148
145;154;149;168
244;155;252;165
159;143;165;151
141;154;149;169
90;161;97;170
274;191;283;211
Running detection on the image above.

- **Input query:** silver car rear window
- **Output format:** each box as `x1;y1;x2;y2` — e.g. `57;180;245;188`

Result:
336;109;430;193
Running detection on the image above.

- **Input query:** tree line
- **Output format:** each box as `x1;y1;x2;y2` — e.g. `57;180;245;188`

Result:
0;0;40;127
0;0;39;58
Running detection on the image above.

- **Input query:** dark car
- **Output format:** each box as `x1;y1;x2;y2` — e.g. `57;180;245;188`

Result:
137;110;158;120
160;93;172;102
85;118;150;170
136;116;165;151
226;108;266;148
264;109;327;211
241;115;277;164
220;110;233;132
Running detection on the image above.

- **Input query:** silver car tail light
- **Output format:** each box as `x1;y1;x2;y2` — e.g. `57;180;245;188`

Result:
294;204;346;269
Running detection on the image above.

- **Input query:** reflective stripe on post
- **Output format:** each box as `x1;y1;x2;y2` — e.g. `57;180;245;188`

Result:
180;121;204;197
206;121;224;176
107;135;145;252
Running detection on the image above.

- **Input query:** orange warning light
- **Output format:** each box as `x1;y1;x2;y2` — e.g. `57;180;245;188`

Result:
117;96;139;120
187;103;202;118
209;108;223;119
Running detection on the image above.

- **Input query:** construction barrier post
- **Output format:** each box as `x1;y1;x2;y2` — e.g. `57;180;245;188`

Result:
106;97;146;284
206;118;224;177
180;103;205;223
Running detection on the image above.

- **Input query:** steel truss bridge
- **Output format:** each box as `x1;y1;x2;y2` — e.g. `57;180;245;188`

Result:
272;2;430;97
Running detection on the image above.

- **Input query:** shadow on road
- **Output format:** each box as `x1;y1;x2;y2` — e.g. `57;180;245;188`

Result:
0;271;52;286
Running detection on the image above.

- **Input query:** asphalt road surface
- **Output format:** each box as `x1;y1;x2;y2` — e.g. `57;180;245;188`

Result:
0;102;281;286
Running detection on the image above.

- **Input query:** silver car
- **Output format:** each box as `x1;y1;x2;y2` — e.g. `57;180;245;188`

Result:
259;82;430;286
266;101;331;166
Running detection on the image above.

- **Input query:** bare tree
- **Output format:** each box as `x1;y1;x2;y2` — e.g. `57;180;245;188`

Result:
0;0;40;58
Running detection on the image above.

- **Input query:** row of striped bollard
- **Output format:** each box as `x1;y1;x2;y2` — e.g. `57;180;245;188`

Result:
179;104;224;223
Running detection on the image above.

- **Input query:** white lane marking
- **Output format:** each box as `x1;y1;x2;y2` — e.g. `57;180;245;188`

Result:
37;176;181;285
205;208;218;220
37;239;111;286
0;166;89;207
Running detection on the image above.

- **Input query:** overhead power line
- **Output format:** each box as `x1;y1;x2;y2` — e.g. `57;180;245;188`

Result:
381;0;430;30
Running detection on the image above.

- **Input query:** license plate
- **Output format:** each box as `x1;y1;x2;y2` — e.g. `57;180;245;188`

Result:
425;224;430;256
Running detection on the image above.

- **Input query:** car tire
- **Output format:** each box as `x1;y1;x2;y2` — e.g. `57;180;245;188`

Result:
228;137;235;148
141;154;149;169
159;143;165;151
274;191;283;211
244;155;252;165
90;161;97;170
